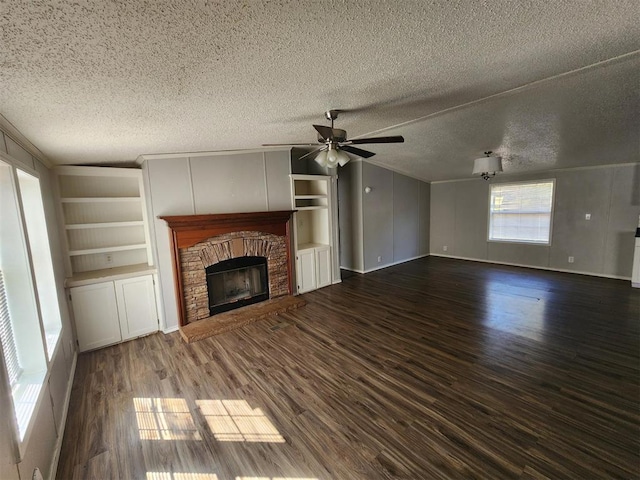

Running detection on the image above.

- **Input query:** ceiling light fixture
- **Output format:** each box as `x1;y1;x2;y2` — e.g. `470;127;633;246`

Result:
315;144;350;168
473;151;503;180
314;150;328;167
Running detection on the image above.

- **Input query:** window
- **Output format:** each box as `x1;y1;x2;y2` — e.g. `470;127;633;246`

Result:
489;180;555;244
17;170;62;358
0;159;49;447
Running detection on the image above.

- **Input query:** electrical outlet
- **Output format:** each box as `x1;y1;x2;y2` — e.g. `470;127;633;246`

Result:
443;245;448;252
377;256;381;263
585;213;591;220
105;254;113;265
568;256;575;263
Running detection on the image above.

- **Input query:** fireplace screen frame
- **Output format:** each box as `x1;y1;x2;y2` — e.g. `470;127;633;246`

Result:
205;256;269;316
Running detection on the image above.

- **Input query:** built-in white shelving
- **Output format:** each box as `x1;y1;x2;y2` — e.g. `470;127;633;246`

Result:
55;166;160;351
291;174;335;293
54;166;154;280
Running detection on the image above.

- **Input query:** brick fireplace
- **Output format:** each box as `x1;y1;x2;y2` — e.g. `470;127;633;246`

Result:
160;211;294;328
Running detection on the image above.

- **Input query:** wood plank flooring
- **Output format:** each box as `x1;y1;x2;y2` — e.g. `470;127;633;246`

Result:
179;295;306;343
56;257;640;479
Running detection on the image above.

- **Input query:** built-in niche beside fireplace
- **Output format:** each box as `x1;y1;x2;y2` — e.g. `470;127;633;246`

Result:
160;211;294;327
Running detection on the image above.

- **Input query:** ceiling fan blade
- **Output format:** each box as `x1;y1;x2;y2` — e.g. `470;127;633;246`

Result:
262;143;319;146
313;124;334;141
348;135;404;145
341;145;376;159
298;146;326;161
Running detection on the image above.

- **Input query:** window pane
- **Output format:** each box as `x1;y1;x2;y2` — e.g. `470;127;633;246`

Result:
0;270;21;386
17;170;62;358
489;181;554;244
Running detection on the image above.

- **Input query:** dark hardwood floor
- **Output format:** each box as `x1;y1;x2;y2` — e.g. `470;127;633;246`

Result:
56;257;640;479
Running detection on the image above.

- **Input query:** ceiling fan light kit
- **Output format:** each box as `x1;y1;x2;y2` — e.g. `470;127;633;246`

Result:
263;109;405;168
318;144;350;168
314;150;328;167
473;151;503;180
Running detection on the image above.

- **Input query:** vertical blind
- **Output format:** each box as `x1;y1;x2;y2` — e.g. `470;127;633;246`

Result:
0;270;22;387
489;180;554;244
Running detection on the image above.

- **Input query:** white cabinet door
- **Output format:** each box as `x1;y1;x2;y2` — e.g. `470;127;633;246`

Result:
114;275;158;340
71;282;121;352
296;249;317;293
316;246;332;288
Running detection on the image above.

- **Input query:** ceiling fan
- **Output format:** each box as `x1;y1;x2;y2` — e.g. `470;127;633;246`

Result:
262;110;404;167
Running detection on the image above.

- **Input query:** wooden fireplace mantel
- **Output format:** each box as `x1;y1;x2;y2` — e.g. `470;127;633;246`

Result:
160;210;295;327
160;210;295;249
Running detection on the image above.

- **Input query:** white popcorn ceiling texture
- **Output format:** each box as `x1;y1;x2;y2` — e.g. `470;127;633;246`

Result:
0;0;639;181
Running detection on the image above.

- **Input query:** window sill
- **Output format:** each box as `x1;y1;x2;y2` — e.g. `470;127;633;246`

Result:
488;239;551;246
45;328;61;360
12;371;46;443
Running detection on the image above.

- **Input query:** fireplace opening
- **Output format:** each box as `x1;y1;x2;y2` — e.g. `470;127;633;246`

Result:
206;256;269;316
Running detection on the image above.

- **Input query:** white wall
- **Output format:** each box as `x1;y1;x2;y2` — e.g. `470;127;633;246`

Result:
142;150;292;331
430;163;640;278
0;130;76;480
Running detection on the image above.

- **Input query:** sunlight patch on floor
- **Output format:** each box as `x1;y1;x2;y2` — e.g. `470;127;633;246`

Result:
196;399;285;443
483;277;549;342
134;397;202;441
236;477;318;480
146;473;218;480
146;474;317;480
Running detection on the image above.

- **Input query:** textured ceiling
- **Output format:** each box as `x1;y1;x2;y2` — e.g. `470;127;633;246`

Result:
1;0;639;181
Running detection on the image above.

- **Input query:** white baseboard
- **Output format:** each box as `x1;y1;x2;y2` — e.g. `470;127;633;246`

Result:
340;254;429;275
362;254;429;274
162;325;179;334
48;351;77;480
340;266;366;274
429;253;632;281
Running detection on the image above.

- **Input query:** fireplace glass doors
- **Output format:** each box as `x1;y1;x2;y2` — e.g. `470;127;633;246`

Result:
205;256;269;316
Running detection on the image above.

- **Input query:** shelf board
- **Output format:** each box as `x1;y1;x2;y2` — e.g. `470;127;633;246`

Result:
297;242;330;251
294;194;327;200
295;206;328;211
66;263;157;287
65;221;144;230
60;197;142;203
68;244;148;256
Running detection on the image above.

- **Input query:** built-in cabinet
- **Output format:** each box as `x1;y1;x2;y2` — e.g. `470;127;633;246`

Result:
70;275;158;352
296;244;332;293
291;174;337;293
54;166;160;350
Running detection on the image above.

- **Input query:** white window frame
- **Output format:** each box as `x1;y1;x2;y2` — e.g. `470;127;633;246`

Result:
0;154;54;460
17;169;63;359
487;179;556;246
